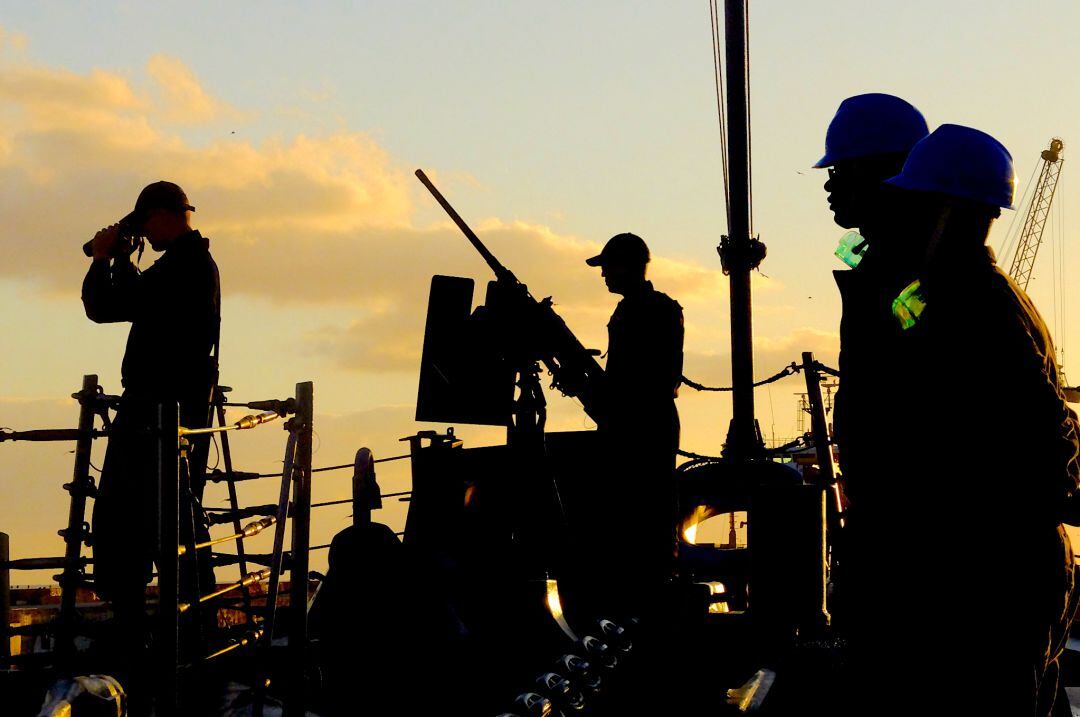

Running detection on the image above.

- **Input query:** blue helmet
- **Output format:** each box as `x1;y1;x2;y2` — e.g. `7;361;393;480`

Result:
885;124;1017;209
814;93;929;168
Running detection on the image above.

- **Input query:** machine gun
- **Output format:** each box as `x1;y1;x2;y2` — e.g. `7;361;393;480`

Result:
415;169;606;424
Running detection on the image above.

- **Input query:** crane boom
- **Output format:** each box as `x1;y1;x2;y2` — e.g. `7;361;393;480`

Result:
1008;138;1065;291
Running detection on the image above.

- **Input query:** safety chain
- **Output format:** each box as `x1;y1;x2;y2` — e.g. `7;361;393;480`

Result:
680;359;839;393
676;352;830;465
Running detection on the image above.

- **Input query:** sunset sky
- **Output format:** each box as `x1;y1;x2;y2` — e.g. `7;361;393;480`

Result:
3;1;1080;583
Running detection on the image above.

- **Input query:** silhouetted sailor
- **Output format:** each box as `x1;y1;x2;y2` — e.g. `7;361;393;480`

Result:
859;125;1078;716
81;181;220;695
586;233;683;614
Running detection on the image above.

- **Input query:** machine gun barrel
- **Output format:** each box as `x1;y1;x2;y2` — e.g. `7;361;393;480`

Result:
415;169;516;285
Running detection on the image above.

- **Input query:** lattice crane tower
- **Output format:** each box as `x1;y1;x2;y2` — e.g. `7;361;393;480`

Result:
1008;138;1065;291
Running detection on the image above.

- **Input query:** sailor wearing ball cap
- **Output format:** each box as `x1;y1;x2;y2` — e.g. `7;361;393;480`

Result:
81;180;220;699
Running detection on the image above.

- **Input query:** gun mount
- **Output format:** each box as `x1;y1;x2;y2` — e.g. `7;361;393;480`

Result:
414;170;607;428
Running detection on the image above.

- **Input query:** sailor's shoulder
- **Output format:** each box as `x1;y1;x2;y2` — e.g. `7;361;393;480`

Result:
647;287;683;315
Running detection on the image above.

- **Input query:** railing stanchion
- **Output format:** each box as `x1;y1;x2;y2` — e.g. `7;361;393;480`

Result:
214;388;253;617
254;410;299;717
801;351;833;631
287;381;313;716
156;401;181;717
58;374;99;660
1;532;10;660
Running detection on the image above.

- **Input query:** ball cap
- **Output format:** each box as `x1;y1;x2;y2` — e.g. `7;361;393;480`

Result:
121;181;195;226
586;232;650;267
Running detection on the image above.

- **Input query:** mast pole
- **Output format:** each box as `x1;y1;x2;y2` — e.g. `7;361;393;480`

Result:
722;0;761;459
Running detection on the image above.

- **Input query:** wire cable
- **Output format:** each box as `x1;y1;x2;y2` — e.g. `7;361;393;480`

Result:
1060;164;1068;368
998;160;1041;263
743;0;754;236
250;451;411;479
1053;169;1066;361
209;434;221;472
708;0;730;229
767;382;776;449
1052;197;1060;347
310;490;412;510
310;453;412;474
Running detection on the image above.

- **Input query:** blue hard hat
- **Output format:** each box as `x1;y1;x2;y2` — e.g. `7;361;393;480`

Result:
814;93;929;168
885;124;1017;209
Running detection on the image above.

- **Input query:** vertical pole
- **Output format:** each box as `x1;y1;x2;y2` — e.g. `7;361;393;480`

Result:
254;429;297;717
262;434;297;644
0;532;9;660
155;402;180;717
352;448;375;529
58;374;99;659
215;396;252;615
401;434;425;545
177;439;209;660
802;353;836;488
801;352;831;629
723;0;760;460
287;381;313;716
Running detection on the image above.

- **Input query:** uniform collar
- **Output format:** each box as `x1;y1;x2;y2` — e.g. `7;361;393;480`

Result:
621;280;654;300
168;229;208;251
922;243;995;290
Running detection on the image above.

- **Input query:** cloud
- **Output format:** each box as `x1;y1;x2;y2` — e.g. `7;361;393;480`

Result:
0;44;778;378
303;311;425;374
0;54;414;299
265;218;760;373
0;26;29;56
146;54;244;125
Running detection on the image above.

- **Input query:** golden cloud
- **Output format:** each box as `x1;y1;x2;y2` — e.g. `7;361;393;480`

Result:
0;26;29;55
0;45;782;376
146;54;245;125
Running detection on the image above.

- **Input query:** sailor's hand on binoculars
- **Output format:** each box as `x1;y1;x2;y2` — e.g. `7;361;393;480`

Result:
91;224;120;260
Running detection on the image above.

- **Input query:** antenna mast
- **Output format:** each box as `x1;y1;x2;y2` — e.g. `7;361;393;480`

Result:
720;0;765;460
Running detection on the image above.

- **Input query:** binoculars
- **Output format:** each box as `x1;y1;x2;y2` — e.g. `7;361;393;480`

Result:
81;216;144;258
